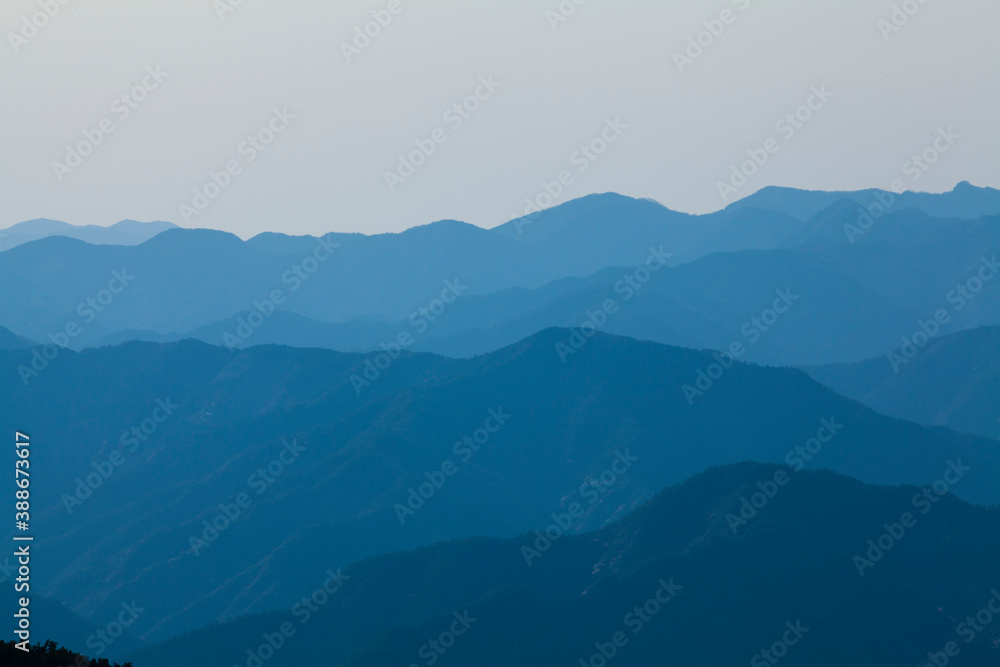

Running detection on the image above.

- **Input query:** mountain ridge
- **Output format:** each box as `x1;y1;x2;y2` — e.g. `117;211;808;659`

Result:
804;325;1000;439
123;461;1000;667
4;329;1000;641
3;187;996;358
0;218;177;252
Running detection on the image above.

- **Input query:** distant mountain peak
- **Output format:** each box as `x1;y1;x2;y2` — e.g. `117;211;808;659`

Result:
725;182;1000;221
0;218;177;252
0;325;34;350
140;226;247;250
402;218;484;236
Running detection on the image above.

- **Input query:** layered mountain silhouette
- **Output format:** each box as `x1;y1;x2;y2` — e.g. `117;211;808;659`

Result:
724;180;1000;220
5;183;999;664
805;326;1000;440
3;330;999;643
0;219;176;252
3;186;997;366
0;325;33;350
89;243;983;365
121;463;1000;667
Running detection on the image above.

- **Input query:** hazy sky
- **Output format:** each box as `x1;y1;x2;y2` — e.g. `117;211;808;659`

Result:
1;0;997;237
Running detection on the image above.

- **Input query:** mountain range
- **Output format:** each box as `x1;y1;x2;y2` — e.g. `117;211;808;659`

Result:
4;182;1000;665
0;325;33;350
3;330;999;645
0;219;176;252
724;180;1000;220
805;326;1000;440
2;185;998;367
123;462;1000;667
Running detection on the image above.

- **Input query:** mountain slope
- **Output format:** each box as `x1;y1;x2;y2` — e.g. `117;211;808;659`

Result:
2;330;999;642
804;326;1000;439
724;181;1000;220
126;463;1000;667
7;195;1000;364
96;238;995;367
4;187;997;355
0;325;33;349
0;596;144;664
0;218;176;252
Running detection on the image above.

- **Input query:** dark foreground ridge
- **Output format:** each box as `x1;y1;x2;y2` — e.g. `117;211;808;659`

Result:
0;640;130;667
124;463;1000;667
3;329;1000;646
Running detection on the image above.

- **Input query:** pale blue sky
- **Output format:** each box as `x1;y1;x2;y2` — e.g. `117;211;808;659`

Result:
0;0;997;237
